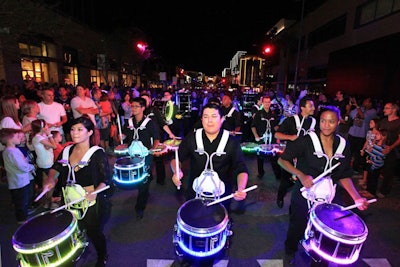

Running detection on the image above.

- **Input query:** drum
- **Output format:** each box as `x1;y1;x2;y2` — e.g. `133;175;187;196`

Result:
164;139;182;151
173;198;232;258
257;143;284;156
112;156;149;189
12;210;87;267
302;203;368;265
177;93;191;118
240;142;259;154
152;143;168;157
301;176;336;206
114;144;128;156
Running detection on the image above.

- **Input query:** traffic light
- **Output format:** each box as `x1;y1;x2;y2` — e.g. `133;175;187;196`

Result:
262;45;272;56
136;42;147;53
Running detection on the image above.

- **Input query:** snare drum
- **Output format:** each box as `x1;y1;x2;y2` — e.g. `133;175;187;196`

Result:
257;143;285;156
302;203;368;265
173;198;232;258
164;139;181;150
240;142;258;154
114;144;128;156
152;143;168;157
112;156;149;189
12;210;87;267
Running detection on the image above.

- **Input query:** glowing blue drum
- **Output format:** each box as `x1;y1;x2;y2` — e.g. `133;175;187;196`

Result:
112;156;149;189
173;198;232;258
302;203;368;265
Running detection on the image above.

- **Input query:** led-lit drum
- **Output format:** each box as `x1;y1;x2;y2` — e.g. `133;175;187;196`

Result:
240;142;259;154
152;143;168;157
114;143;128;156
112;156;149;189
164;139;181;151
257;143;285;156
302;203;368;265
173;198;232;258
12;209;87;267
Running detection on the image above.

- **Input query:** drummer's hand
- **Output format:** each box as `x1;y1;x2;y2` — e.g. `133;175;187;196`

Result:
85;189;97;202
299;174;314;188
233;190;247;201
169;133;176;139
255;136;261;142
230;131;236;136
354;197;368;211
172;171;183;188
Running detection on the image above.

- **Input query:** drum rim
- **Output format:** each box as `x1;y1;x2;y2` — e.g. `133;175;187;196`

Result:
12;210;78;249
177;199;229;234
114;156;145;168
310;203;368;240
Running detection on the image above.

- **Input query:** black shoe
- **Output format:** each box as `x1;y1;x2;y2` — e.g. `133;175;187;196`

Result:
257;172;265;179
277;199;284;209
136;210;144;220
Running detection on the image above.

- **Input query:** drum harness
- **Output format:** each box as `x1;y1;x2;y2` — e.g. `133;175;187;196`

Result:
60;145;103;219
192;128;230;200
127;116;151;158
260;117;275;145
304;131;346;209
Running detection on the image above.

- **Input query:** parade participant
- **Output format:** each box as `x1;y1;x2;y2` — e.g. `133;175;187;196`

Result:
43;116;110;267
277;106;369;266
170;103;248;211
221;93;242;139
274;96;316;208
140;92;175;185
251;95;280;179
122;97;160;219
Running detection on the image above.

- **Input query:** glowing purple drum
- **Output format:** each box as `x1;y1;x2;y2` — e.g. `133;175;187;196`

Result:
173;198;232;258
257;143;285;156
302;203;368;265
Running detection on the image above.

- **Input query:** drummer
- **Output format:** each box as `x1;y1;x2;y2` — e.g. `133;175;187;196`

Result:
221;93;242;141
123;97;160;219
170;103;249;212
140;92;175;185
277;106;369;267
43;116;110;267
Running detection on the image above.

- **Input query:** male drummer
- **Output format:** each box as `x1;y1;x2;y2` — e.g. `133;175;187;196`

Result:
277;106;370;267
221;93;242;141
170;102;249;212
123;97;160;219
251;95;281;180
274;96;316;208
140;92;175;185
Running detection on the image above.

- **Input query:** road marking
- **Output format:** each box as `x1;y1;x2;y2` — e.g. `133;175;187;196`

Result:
257;259;283;266
363;258;391;267
147;259;174;267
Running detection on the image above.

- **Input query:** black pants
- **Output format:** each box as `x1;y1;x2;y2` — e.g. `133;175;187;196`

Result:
135;155;153;211
153;154;166;184
277;169;294;201
10;183;30;222
348;134;366;172
257;154;281;178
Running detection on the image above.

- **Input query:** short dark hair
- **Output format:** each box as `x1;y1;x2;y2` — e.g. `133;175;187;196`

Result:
0;128;22;145
132;97;146;107
201;103;223;117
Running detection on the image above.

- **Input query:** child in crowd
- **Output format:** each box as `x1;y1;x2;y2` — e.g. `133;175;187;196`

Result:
99;93;113;128
29;119;57;209
0;128;35;224
362;127;388;198
52;130;73;160
359;118;380;188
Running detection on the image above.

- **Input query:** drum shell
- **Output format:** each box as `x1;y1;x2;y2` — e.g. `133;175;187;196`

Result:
304;203;368;264
12;210;86;267
174;198;231;257
112;156;148;190
240;142;258;154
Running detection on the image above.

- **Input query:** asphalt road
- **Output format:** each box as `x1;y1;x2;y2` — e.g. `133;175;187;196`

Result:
1;152;399;267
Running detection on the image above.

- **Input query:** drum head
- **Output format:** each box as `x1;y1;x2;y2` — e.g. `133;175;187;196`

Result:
311;203;368;240
177;199;228;233
115;156;144;168
164;139;181;148
13;210;76;249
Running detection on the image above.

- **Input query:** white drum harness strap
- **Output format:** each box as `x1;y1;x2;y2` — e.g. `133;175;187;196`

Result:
294;114;316;137
60;145;104;219
128;116;151;157
192;129;230;199
224;107;236;118
302;132;346;208
261;117;275;145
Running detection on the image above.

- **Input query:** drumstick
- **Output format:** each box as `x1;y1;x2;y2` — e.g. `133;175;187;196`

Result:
116;115;123;145
300;163;341;192
206;185;258;207
34;186;50;202
51;185;110;213
175;148;180;190
340;198;377;211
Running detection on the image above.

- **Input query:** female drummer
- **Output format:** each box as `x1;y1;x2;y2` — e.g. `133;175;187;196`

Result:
44;116;110;267
171;103;249;211
277;106;370;267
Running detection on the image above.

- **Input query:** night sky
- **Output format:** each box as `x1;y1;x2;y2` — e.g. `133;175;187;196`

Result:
93;1;303;75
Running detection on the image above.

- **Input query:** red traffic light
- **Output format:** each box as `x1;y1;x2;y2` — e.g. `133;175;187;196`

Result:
262;45;272;55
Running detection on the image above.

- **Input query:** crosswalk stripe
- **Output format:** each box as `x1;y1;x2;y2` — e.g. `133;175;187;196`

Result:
147;259;174;267
363;258;392;267
257;259;283;266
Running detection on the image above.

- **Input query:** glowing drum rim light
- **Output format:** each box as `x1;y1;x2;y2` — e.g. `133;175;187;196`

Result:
152;143;169;157
112;156;149;190
173;198;232;258
257;143;284;156
240;142;259;154
12;209;87;267
113;143;129;156
164;139;182;151
302;203;368;265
